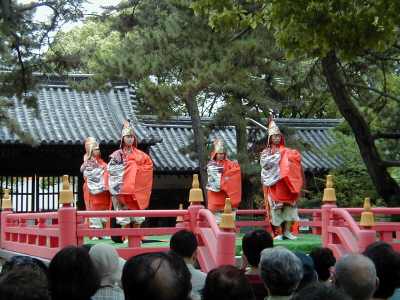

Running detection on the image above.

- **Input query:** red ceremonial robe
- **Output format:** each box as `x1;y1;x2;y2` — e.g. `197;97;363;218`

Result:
113;148;153;210
207;156;242;212
82;157;111;211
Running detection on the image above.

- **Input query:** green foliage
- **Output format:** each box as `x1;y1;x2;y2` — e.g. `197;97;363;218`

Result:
192;0;400;203
0;0;84;143
193;0;400;60
317;129;381;207
267;0;400;60
48;20;122;74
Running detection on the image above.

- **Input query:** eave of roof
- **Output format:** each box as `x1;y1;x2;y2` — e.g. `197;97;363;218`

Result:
0;77;159;146
143;117;342;173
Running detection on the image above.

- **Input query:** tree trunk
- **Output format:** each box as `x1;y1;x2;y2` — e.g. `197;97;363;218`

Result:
184;95;208;204
321;51;400;205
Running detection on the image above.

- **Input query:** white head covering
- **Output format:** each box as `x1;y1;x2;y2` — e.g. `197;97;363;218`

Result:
89;243;125;287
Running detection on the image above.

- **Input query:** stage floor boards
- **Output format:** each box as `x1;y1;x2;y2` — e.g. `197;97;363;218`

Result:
83;234;322;255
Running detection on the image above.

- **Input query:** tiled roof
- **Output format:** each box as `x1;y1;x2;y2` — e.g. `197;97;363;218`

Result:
145;118;342;172
0;76;157;145
1;76;342;172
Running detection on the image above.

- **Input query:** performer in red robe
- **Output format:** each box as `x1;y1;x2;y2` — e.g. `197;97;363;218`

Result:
80;137;111;229
108;120;153;227
206;139;242;214
260;118;304;240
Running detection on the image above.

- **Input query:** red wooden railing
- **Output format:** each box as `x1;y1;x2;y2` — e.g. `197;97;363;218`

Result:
196;208;236;272
0;203;237;271
1;174;400;267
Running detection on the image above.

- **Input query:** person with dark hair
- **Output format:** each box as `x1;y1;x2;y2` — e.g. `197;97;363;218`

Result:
241;229;273;300
1;255;48;278
122;251;191;300
242;230;274;269
0;267;50;300
291;282;351;300
334;254;378;300
170;229;206;300
81;243;94;253
48;246;100;300
202;265;255;300
259;246;303;300
294;252;318;290
309;247;336;282
363;241;400;300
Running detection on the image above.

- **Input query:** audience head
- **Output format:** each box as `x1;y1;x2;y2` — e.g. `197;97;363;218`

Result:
363;241;400;299
48;246;100;300
309;247;336;282
291;282;351;300
122;251;191;300
259;246;303;296
81;243;94;253
294;251;318;290
242;229;273;268
202;265;255;300
0;267;50;300
170;229;198;259
1;255;48;278
89;243;123;287
334;254;377;300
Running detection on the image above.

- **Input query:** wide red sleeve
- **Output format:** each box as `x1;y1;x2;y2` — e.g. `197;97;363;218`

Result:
134;152;153;209
269;148;303;204
220;160;242;208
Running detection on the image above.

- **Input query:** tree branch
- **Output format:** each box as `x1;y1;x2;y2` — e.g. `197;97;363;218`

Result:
381;160;400;167
18;1;57;12
11;32;28;93
230;27;251;41
372;132;400;139
346;83;400;103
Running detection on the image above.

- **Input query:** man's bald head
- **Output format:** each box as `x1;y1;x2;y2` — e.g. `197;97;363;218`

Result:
122;251;191;300
334;254;377;300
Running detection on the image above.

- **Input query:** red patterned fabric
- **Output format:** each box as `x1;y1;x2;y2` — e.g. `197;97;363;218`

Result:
207;158;241;212
267;145;303;205
117;148;153;209
82;158;111;210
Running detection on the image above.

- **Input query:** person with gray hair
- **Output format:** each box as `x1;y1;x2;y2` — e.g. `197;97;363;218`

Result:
334;254;378;300
259;246;303;300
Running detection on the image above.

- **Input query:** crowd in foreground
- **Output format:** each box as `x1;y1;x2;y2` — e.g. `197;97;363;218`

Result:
0;229;400;300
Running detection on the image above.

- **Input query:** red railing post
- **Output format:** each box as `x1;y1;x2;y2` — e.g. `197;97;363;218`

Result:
1;189;13;249
312;212;321;235
358;198;377;252
188;205;202;232
321;175;337;247
217;198;236;266
58;175;77;248
58;206;77;248
176;203;186;229
321;204;336;247
216;231;236;266
0;210;12;249
187;174;205;232
357;230;376;252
